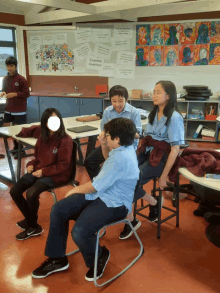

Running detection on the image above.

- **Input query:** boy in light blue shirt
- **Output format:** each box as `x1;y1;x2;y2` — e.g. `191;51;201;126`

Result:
32;117;139;282
85;85;142;180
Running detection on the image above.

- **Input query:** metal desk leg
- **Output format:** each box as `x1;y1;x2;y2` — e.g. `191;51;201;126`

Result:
86;135;98;158
74;138;84;166
17;142;22;181
176;172;180;228
0;136;16;185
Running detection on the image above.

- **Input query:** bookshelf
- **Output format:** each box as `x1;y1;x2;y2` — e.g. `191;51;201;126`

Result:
103;98;220;142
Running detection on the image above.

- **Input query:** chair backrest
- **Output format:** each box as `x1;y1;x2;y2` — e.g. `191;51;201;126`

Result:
68;140;78;181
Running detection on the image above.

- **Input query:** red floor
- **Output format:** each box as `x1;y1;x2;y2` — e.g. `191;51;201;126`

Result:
0;138;220;293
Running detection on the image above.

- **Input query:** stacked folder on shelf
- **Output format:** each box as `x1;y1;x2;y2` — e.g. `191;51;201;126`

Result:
193;124;216;140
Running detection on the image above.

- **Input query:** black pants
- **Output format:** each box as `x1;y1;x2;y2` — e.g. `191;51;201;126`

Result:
45;195;128;268
84;146;105;180
10;173;55;228
134;152;167;202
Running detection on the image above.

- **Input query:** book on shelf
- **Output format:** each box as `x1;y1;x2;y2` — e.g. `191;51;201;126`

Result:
202;136;215;141
205;174;220;179
201;127;215;137
193;124;204;139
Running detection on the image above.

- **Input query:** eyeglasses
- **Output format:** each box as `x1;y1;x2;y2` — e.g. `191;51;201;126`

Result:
105;133;110;137
153;91;165;97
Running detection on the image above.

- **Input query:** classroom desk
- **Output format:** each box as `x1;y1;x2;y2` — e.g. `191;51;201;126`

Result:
178;152;220;248
0;116;148;184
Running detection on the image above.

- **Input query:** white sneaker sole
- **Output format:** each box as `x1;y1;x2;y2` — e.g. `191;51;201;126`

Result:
16;229;44;241
32;263;69;279
148;196;164;223
119;220;142;240
85;251;110;282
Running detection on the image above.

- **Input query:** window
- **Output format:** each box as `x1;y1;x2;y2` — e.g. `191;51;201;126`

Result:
0;26;17;88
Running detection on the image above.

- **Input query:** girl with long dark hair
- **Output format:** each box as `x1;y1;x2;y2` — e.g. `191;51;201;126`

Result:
10;108;73;241
120;80;185;240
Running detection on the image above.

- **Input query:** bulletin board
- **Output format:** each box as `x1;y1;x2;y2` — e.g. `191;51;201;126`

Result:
26;23;136;77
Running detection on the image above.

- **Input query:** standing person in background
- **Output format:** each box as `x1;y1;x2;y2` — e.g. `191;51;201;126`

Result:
0;56;30;159
84;85;142;180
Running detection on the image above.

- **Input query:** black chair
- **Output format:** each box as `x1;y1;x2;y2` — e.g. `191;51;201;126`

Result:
133;142;199;239
46;140;79;204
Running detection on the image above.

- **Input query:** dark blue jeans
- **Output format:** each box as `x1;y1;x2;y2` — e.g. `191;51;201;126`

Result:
45;194;128;268
134;152;167;202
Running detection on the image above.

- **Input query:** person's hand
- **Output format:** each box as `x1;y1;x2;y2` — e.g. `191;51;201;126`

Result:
32;169;42;178
6;93;16;99
65;188;75;198
0;92;6;97
98;131;107;146
158;175;167;190
27;165;34;174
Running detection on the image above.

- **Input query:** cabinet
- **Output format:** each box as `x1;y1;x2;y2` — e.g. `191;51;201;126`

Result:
104;98;220;142
27;96;40;123
27;96;103;122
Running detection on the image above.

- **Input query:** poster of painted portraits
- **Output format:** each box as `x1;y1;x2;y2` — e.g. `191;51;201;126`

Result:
136;20;220;66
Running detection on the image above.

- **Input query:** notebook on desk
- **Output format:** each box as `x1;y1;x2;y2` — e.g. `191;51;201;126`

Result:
67;125;98;133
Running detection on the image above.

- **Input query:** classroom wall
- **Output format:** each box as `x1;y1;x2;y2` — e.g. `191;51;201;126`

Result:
0;12;25;26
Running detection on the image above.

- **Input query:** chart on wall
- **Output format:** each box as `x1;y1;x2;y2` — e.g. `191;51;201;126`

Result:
27;24;136;78
136;21;220;66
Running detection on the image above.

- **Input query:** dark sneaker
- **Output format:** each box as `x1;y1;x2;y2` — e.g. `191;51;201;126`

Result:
32;257;69;279
15;225;44;240
119;218;141;240
148;196;164;222
85;246;110;282
16;219;28;230
204;212;220;225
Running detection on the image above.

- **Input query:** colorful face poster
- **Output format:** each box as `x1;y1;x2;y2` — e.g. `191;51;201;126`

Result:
194;44;209;65
164;46;178;66
164;23;180;45
149;46;163;66
150;24;164;45
136;46;149;66
195;22;211;44
210;21;220;43
179;45;194;66
136;25;150;46
179;22;195;44
209;43;220;65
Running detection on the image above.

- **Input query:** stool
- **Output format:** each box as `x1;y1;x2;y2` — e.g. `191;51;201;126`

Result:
133;172;180;239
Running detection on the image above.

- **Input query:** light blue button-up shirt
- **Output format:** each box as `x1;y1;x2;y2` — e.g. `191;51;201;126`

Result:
143;110;185;153
85;145;140;214
100;103;142;150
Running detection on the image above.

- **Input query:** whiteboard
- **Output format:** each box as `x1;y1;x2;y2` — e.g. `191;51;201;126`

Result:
27;23;135;76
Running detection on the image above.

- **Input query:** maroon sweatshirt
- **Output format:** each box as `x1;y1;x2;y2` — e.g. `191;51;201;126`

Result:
2;72;30;113
26;134;73;185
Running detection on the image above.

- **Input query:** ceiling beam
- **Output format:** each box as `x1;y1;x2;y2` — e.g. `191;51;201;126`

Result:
15;0;101;14
25;4;46;20
121;0;220;19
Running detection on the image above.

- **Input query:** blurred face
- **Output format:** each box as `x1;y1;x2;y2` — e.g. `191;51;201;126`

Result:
6;64;16;75
152;83;169;107
105;132;120;150
111;95;126;114
47;112;60;133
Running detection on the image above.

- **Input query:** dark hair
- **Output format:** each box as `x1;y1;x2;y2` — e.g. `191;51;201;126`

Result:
5;56;17;67
148;80;180;126
109;85;129;101
41;108;66;143
104;117;136;147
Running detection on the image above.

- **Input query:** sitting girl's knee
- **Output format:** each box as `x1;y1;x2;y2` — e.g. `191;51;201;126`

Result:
72;226;84;245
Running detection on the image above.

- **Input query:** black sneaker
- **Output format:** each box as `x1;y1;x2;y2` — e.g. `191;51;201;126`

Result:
204;212;220;225
85;246;110;282
32;257;69;279
148;196;164;222
119;218;141;240
16;219;28;230
15;225;44;240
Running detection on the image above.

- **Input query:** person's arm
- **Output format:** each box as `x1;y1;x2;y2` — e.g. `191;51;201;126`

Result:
26;138;40;170
65;181;96;197
134;133;140;139
132;109;142;139
98;131;110;159
16;76;30;99
100;109;108;132
158;145;180;189
42;137;73;177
